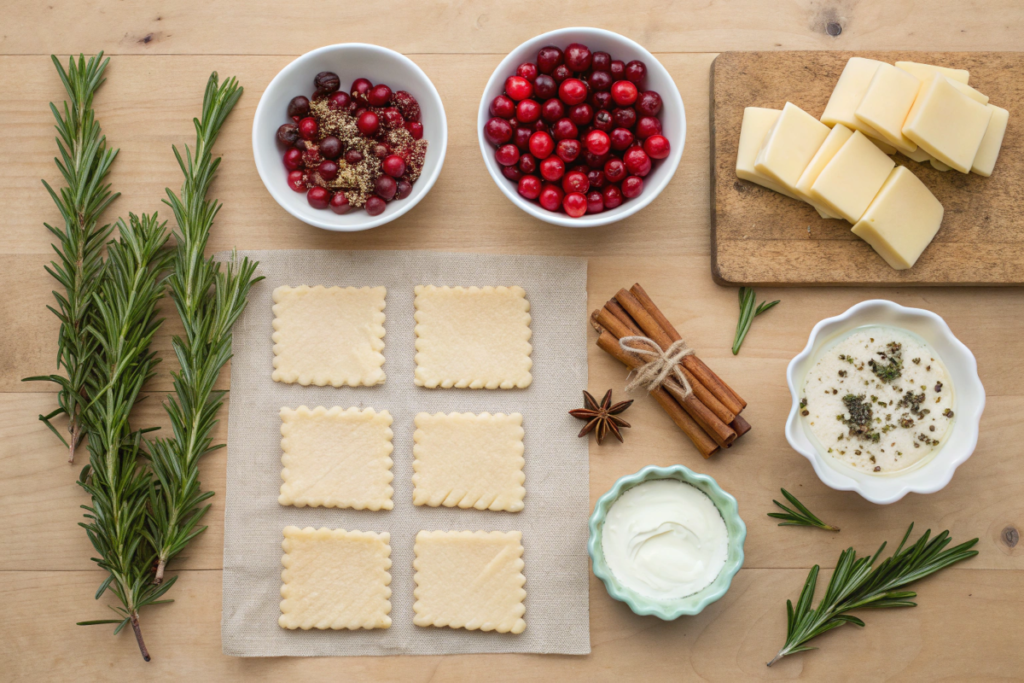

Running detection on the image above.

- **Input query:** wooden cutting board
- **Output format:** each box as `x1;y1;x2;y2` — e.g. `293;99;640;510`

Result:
710;51;1024;286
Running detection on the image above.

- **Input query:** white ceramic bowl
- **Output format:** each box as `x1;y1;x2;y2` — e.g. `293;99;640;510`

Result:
785;300;985;505
253;44;448;232
477;27;685;228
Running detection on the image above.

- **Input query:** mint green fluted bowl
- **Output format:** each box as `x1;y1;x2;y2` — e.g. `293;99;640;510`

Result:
588;465;746;620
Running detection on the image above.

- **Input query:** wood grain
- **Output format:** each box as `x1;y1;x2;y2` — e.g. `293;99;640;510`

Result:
711;51;1024;285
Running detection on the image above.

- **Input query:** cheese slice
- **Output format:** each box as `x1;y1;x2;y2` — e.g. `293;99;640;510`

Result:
821;58;889;139
902;147;933;163
902;74;992;173
755;102;831;190
855;64;920;153
736;107;800;200
852;166;944;270
895;61;969;85
971;104;1009;177
795;124;853;213
930;159;951;172
810;130;896;224
868;137;898;155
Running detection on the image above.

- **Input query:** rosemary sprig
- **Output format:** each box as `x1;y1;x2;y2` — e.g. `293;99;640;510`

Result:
732;287;779;355
24;53;119;463
76;213;174;662
147;73;259;584
768;523;978;666
768;488;840;532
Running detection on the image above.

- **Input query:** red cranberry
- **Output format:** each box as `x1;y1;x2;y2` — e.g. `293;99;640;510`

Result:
405;121;424;140
603;184;623;209
301;145;322;167
307;186;331;210
383;154;407;177
609;60;626;79
538;184;564;212
636;91;663;117
584;150;609;169
283;148;304;170
505;76;533;101
592;52;611;71
569;104;594;125
613;107;637;129
317;160;339;181
354;107;367;118
625;60;647;85
502;165;522;182
375;175;397;201
357;111;379;136
517;62;539;82
564;43;592;72
329;192;350;214
396;179;413;199
604;157;627;183
586;190;605;213
513;126;533;151
556;138;581;163
540;156;566;181
371;143;390;159
368;84;392;107
495;144;520;166
365;196;386;216
624;147;652;176
635;116;662;139
288;96;311;118
622;175;644;199
563;192;587;217
518;153;537;174
484;117;514;145
590;91;613;111
610;128;634;152
314;71;340;95
344;149;364;165
593;109;614;132
393;91;421;122
351;78;373;102
541;98;565;123
644;134;671;160
588;70;612;92
534;74;557;99
287;170;306;192
587;168;606;189
298;117;319;141
562;170;589;195
529;131;554;159
537;47;564;74
490;95;515;118
552;64;572;83
328;91;350;111
584;130;611;156
611;81;638;106
381;107;405;129
518;174;542;200
559;78;588;106
551;118;578;141
516;99;541;123
277;123;301;146
533;119;549;131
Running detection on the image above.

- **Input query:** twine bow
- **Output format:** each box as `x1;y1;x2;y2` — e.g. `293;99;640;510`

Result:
619;336;695;401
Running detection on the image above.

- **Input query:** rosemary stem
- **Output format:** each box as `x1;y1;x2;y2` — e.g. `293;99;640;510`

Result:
130;612;151;662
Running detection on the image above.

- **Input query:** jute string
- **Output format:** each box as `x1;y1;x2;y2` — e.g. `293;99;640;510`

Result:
618;336;695;402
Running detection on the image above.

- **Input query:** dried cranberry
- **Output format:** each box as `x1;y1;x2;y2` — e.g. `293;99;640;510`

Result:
613;107;637;129
375;175;397;201
505;76;533;101
351;78;373;102
551;118;578;141
609;60;626;79
540;156;566;181
603;184;623;209
357;111;379;136
307;186;331;209
393;91;421;122
277;123;301;146
368;84;392;107
516;99;541;123
518;153;538;174
495;144;520;166
534;74;558;99
537;47;564;74
529;131;555;159
556;138;581;164
559;78;588;105
564;43;592;72
405;121;424;140
484;117;514;145
591;51;611;72
563;191;587;217
283;148;303;170
592;109;614;132
327;91;351;111
287;96;310;118
635;116;662;139
644;134;671;159
625;60;647;85
552;64;572;83
541;98;565;123
586;190;605;213
490;95;515;118
396;180;413;199
329;192;350;214
622;175;644;198
636;91;663;117
383;154;407;177
344;149;364;165
562;170;590;195
517;62;539;82
609;127;635;152
518;175;542;200
538;184;564;211
569;104;594;126
287;170;306;192
588;71;612;92
365;196;386;216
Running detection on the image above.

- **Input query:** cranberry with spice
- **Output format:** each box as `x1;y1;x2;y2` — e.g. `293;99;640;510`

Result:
288;96;310;118
329;192;350;214
636;91;663;117
518;153;537;174
539;156;566;181
518;175;542;199
534;74;557;99
604;157;626;183
516;62;539;82
298;117;319;141
609;128;634;152
356;111;379;136
484;117;514;145
635;116;662;139
562;170;589;195
396;180;413;199
622;176;644;199
327;91;350;111
277;123;300;146
317;160;339;181
529;131;555;159
516;98;541;123
603;184;624;209
368;84;392;106
287;170;306;192
383;154;407;177
283;148;303;171
569;104;594;125
536;47;564;74
541;98;565;122
393;91;421;121
556;138;581;163
490;95;515;118
625;60;647;85
551;118;578;141
405;121;424;140
644;134;671;160
381;107;404;129
585;129;611;156
365;196;386;216
538;184;564;212
345;149;364;165
505;76;533;101
375;175;397;201
586;190;605;213
495;144;520;167
307;186;331;210
623;146;652;176
351;78;372;102
563;192;587;217
564;43;592;71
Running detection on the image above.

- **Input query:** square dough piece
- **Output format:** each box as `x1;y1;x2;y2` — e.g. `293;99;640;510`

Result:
280;527;392;630
279;406;394;510
413;412;526;512
413;530;526;634
272;285;386;387
414;285;532;389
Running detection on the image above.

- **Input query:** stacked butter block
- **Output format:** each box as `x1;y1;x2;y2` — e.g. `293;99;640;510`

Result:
736;58;1010;270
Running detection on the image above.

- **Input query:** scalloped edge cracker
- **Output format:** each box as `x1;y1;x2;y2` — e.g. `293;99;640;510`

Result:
413;412;525;512
413;530;526;634
279;527;392;630
272;285;386;387
279;406;394;510
413;285;532;389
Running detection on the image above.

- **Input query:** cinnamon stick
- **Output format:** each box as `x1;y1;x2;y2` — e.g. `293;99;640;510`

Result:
730;414;752;438
606;299;642;334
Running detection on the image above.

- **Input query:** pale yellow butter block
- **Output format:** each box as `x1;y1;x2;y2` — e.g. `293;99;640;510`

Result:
903;74;992;173
852;166;944;270
895;61;969;84
735;108;800;200
810;130;896;224
754;102;831;191
413;412;526;512
855;64;920;153
413;530;526;634
972;104;1009;177
821;57;888;138
280;527;392;630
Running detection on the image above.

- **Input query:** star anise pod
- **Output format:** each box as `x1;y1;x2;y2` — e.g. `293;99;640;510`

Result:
569;389;633;444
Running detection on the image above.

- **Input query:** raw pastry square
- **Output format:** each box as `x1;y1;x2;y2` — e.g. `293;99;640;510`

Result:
413;412;525;511
413;530;526;634
414;285;532;389
279;406;394;510
272;285;386;387
279;527;392;630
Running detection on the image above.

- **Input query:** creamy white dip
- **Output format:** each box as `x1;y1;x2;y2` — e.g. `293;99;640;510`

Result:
602;479;728;600
801;325;954;474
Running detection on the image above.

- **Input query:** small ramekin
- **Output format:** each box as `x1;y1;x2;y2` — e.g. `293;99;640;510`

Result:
785;299;985;505
587;465;746;620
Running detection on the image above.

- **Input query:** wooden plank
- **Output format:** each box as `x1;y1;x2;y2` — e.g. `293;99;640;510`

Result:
711;51;1024;285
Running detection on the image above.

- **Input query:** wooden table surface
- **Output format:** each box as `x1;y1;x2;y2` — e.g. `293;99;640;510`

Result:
2;2;1022;681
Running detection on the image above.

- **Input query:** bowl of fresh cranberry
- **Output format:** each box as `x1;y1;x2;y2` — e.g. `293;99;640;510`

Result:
254;43;447;231
479;28;684;227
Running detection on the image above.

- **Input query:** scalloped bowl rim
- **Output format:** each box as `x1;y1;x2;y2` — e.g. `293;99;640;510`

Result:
587;465;746;620
785;299;985;505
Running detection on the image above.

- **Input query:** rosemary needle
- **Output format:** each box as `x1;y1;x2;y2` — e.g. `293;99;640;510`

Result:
768;489;840;532
732;287;779;355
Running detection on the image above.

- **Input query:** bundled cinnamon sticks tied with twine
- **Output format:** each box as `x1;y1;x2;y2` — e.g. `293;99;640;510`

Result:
590;284;750;458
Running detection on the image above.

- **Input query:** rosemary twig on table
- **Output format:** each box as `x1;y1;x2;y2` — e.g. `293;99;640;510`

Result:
147;73;260;584
732;287;779;355
23;53;119;463
768;523;978;667
768;489;840;532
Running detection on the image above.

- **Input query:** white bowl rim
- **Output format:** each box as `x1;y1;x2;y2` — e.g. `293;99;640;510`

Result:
785;299;985;505
476;26;686;228
252;42;448;232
